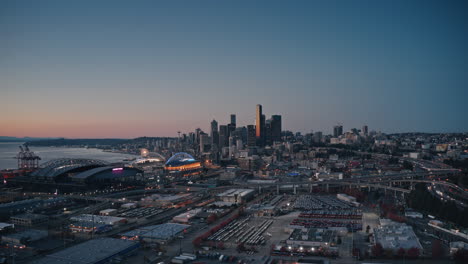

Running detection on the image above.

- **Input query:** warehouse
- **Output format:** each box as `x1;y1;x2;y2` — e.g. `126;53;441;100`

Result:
217;189;255;204
172;209;202;224
10;213;48;227
373;221;422;251
70;214;127;226
2;229;47;246
286;228;337;248
120;223;190;244
31;238;139;264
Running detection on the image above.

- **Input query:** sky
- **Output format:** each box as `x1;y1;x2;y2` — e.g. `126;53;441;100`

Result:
1;0;467;138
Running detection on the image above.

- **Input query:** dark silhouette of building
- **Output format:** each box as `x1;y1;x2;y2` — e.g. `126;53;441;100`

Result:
333;125;343;137
230;114;236;127
219;125;229;148
247;125;256;147
211;120;219;148
271;115;282;143
255;104;265;146
265;119;272;146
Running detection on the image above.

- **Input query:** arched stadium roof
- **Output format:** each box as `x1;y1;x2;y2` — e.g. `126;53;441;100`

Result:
165;152;196;166
31;158;108;178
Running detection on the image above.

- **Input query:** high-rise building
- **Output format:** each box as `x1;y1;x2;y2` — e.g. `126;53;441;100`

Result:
210;120;218;136
219;125;229;148
256;104;263;142
271;115;282;142
265;119;273;146
247;125;256;147
313;131;322;143
362;125;368;135
195;128;202;144
333;125;343;137
199;132;210;153
230;114;236;127
227;123;236;138
210;120;219;148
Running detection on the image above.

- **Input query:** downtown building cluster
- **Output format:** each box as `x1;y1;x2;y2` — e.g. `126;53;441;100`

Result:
178;104;282;163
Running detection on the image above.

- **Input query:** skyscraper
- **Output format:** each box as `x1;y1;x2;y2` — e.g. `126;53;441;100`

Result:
247;125;256;147
265;119;273;146
219;125;229;148
210;120;218;136
256;104;263;139
211;120;219;149
230;114;236;127
271;115;282;142
333;125;343;137
362;125;368;135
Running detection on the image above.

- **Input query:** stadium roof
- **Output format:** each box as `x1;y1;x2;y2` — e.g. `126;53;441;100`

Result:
31;158;107;178
165;152;197;167
72;166;114;179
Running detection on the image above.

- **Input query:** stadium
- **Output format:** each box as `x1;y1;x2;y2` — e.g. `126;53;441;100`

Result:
164;153;202;177
10;158;144;192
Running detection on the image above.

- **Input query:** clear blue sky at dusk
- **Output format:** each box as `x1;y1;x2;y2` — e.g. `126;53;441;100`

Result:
1;0;467;138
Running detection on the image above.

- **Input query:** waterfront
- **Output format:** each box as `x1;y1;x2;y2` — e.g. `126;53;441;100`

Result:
0;142;139;170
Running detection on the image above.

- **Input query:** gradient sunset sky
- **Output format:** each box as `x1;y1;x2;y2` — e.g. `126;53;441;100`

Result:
1;0;467;138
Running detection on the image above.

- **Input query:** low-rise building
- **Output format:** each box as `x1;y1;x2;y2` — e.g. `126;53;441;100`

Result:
2;229;47;246
217;189;255;204
450;241;468;256
286;228;337;248
31;238;139;264
121;223;190;244
10;213;48;227
172;209;202;224
70;214;127;226
373;220;422;251
99;209;117;216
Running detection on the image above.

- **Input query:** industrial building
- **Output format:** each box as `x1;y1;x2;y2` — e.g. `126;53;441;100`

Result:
31;238;140;264
287;228;337;249
0;197;68;219
120;223;190;244
217;189;255;204
70;214;127;226
0;223;14;233
10;213;48;227
373;220;422;251
2;229;47;246
172;209;202;224
69;222;112;234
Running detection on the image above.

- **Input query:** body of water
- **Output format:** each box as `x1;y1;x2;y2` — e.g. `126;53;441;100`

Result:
0;142;139;170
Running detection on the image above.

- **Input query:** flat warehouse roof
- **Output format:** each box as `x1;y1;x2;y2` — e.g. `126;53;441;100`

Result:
217;189;254;197
31;238;139;264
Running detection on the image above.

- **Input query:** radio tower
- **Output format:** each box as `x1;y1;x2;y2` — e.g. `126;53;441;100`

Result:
16;144;41;170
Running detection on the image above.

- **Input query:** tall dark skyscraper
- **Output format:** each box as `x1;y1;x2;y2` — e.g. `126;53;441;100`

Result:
210;120;219;148
271;115;282;142
247;125;256;147
230;114;236;127
333;125;343;137
256;104;263;140
362;125;368;135
219;125;229;147
210;120;218;136
265;119;272;146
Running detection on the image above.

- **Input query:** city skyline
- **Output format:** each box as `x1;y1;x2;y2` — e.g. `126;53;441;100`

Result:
1;0;468;138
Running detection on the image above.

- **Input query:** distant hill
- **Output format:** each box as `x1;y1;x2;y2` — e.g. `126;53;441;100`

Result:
26;138;129;147
0;136;61;142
